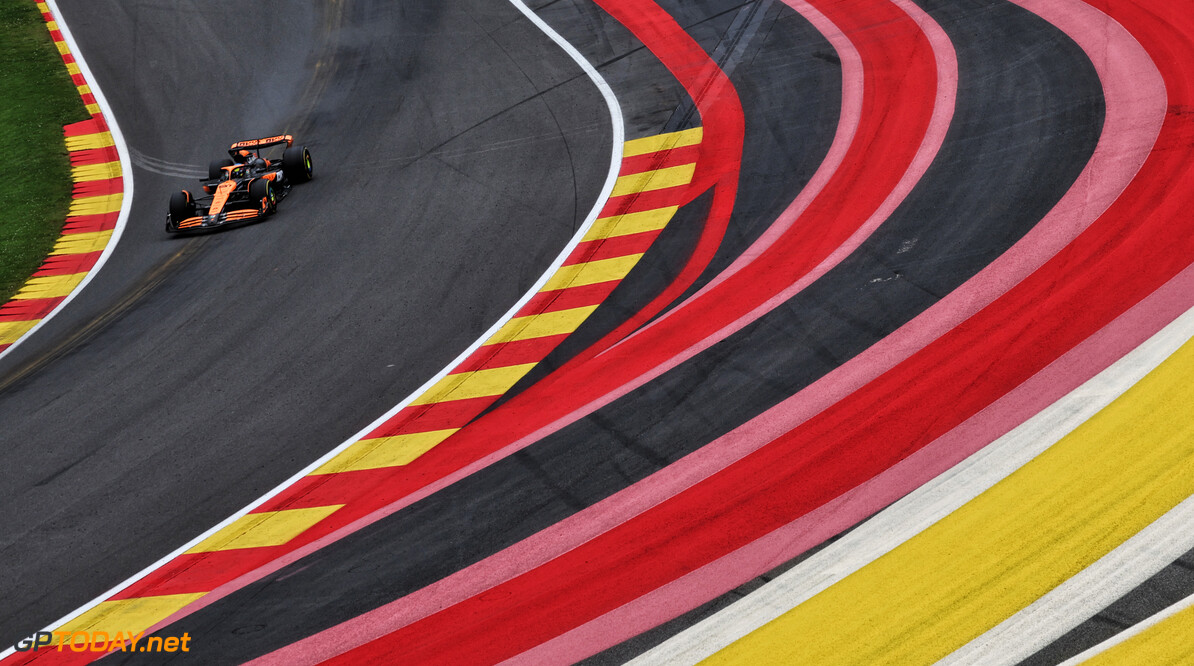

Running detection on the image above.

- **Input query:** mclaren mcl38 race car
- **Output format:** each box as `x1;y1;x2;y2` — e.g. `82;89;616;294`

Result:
165;135;312;234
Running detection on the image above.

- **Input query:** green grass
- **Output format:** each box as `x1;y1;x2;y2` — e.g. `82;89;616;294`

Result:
0;0;89;304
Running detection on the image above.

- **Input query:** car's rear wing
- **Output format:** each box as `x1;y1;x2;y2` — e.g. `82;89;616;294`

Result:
228;134;293;157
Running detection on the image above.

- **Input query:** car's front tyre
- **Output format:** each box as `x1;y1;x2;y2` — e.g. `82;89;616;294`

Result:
169;190;196;226
249;178;277;214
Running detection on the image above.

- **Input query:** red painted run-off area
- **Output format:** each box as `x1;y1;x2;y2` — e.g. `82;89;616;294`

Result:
320;0;1194;663
105;0;939;653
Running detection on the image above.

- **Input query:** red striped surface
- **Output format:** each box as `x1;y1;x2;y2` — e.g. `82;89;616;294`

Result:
323;0;1194;662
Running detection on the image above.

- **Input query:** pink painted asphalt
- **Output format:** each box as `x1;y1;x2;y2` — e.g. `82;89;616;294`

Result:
253;0;1166;662
605;0;951;350
244;0;958;661
496;0;1168;661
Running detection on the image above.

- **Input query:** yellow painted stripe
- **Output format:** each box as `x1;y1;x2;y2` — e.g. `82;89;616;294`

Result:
67;62;80;75
50;230;112;256
185;505;343;553
584;206;678;241
312;429;461;474
64;131;114;151
0;319;40;345
76;83;91;95
487;305;599;345
709;333;1194;665
54;40;69;56
71;161;121;183
45;20;58;30
69;192;122;216
612;163;695;197
541;254;643;292
623;127;703;157
410;363;537;406
37;2;49;11
85;102;100;115
59;593;205;636
13;272;87;300
1083;604;1194;665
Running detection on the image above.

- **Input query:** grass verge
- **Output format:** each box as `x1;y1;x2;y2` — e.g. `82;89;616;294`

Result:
0;0;89;303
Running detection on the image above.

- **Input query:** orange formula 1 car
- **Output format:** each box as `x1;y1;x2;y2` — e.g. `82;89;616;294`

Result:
165;135;312;234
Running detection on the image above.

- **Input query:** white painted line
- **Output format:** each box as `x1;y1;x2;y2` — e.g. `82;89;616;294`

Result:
1058;593;1194;665
0;0;134;366
632;302;1194;665
0;0;625;656
940;495;1194;665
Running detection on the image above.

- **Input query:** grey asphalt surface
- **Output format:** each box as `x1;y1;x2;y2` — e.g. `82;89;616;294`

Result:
1021;546;1194;665
1;0;1167;663
117;0;1110;662
0;0;610;647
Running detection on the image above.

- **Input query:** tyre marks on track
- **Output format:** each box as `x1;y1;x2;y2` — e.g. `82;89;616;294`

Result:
633;0;1194;660
0;129;703;663
698;316;1194;664
230;0;957;661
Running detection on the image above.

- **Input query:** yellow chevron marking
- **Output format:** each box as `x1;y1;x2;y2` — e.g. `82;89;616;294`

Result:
37;2;49;12
50;229;113;255
54;40;68;56
66;62;80;75
85;103;100;115
0;320;40;345
612;163;695;197
185;505;343;553
585;206;678;241
64;131;114;151
12;272;86;300
45;20;58;30
313;429;461;474
71;161;121;183
541;254;643;292
711;332;1194;665
1083;603;1194;665
623;127;703;157
59;593;205;637
69;193;122;216
411;363;538;406
487;305;599;345
76;83;91;95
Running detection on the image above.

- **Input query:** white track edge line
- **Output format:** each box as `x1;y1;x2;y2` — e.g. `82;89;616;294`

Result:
633;302;1194;665
0;1;624;656
0;0;134;366
940;494;1194;665
1058;593;1194;665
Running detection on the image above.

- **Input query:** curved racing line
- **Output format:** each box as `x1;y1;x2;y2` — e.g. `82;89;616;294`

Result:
6;0;1194;663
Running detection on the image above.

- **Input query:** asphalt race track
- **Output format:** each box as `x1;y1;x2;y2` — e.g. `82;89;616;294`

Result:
4;0;1194;664
0;0;609;649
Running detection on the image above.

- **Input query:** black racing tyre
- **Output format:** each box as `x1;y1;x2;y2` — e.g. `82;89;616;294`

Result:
208;158;234;180
282;145;312;183
249;178;277;214
169;190;195;224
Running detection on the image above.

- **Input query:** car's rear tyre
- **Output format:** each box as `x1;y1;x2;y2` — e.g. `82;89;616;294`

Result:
249;178;277;214
169;190;195;225
208;158;233;180
282;145;312;183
